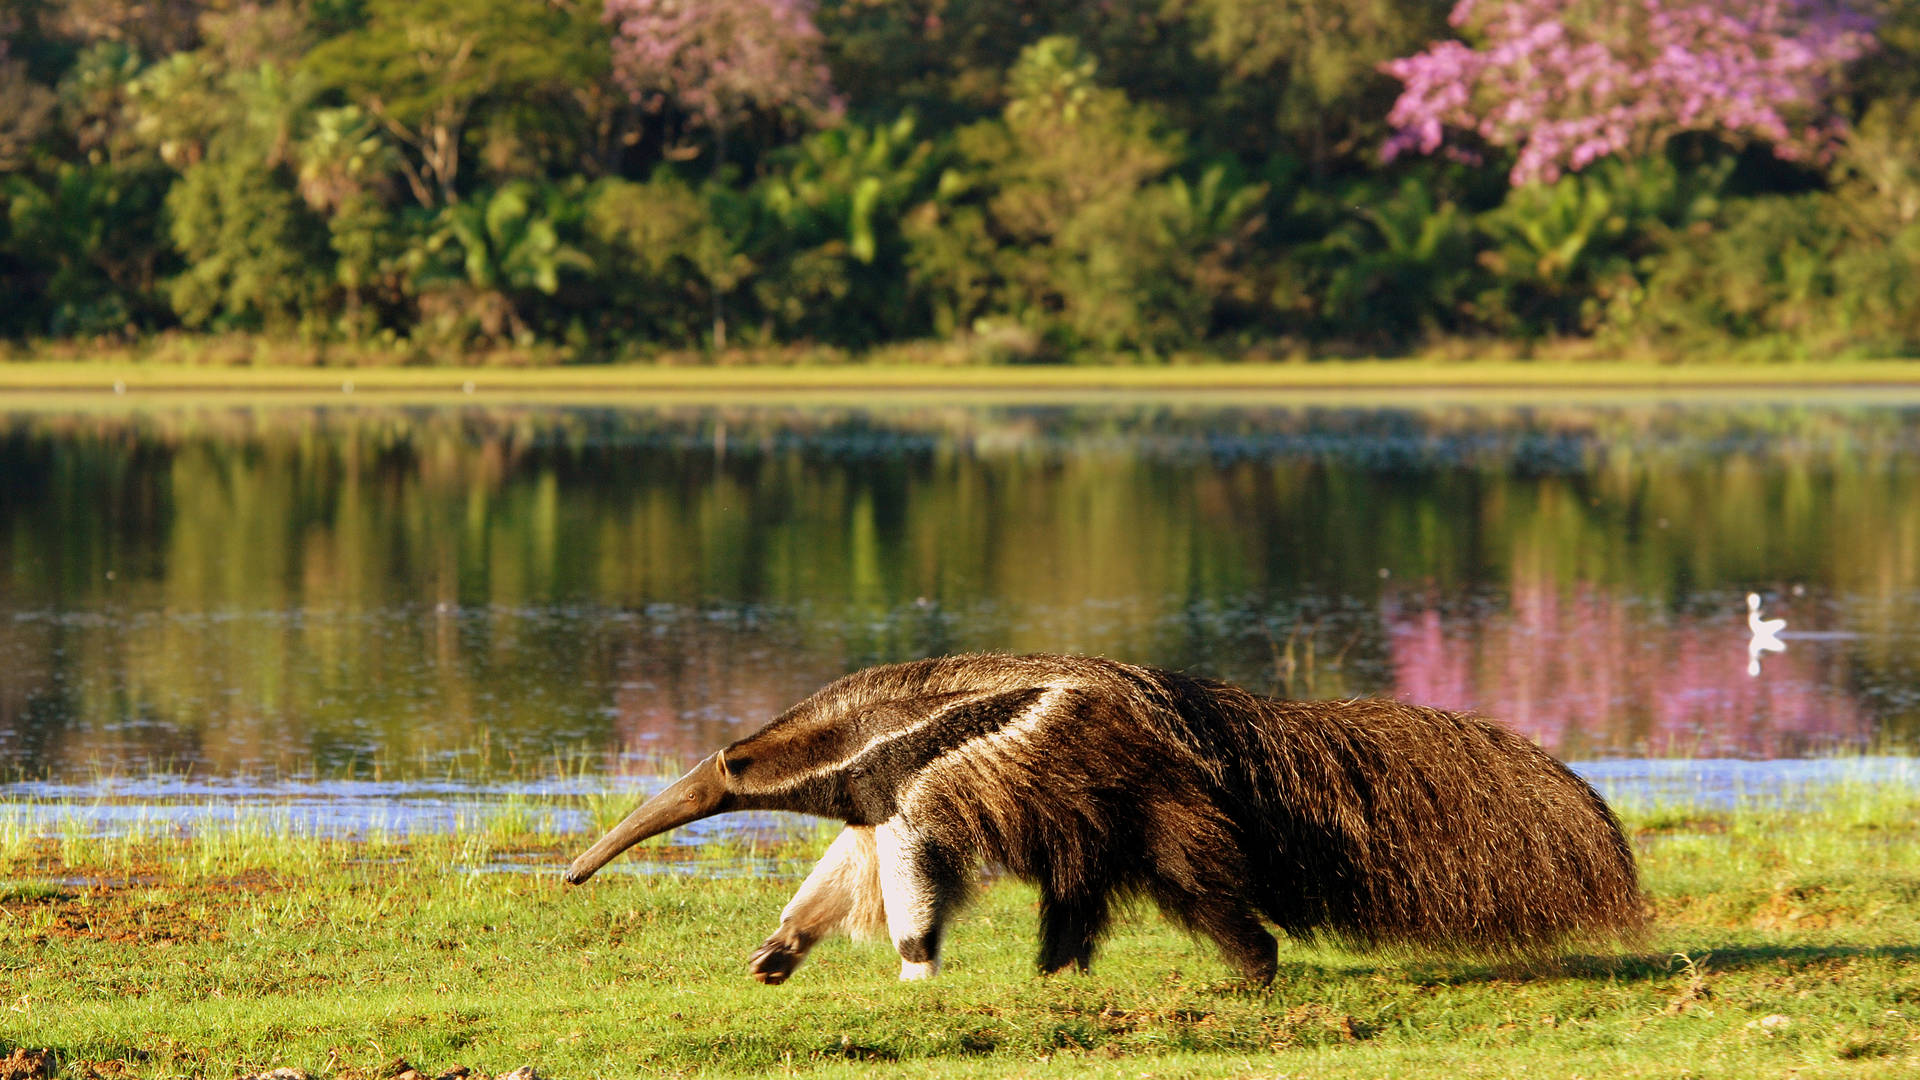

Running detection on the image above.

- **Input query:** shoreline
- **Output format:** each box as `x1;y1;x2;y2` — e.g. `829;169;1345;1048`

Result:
9;357;1920;406
6;756;1912;844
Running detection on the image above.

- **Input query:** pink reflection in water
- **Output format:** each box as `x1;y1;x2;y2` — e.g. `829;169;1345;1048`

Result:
1388;585;1869;758
604;629;845;772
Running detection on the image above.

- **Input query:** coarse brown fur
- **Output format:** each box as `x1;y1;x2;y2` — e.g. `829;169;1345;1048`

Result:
568;653;1644;984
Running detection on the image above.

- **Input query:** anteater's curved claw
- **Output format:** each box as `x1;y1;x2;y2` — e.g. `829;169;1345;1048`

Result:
748;937;805;985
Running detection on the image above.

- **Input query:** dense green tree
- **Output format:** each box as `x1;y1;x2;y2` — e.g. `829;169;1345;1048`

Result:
57;40;143;164
115;4;314;171
1303;173;1475;343
114;4;335;331
1175;0;1448;176
411;181;592;343
584;173;752;350
750;115;942;345
817;0;1072;123
294;105;397;212
1834;99;1920;230
302;0;600;207
909;37;1261;354
3;162;172;334
1472;157;1727;336
165;149;329;331
1624;115;1920;359
818;0;1206;129
121;50;221;169
292;103;412;334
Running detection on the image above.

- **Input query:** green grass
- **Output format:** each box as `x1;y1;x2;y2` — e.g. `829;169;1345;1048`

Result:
11;350;1920;403
3;783;1918;1079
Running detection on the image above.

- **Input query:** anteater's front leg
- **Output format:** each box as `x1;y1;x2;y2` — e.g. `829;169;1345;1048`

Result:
874;818;972;980
748;825;885;984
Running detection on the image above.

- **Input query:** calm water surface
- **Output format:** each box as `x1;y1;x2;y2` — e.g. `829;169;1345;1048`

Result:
5;396;1920;832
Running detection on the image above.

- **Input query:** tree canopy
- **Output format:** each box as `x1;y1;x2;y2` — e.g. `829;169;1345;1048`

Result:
0;0;1911;359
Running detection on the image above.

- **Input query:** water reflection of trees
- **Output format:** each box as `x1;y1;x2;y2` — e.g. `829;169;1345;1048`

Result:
2;403;1917;775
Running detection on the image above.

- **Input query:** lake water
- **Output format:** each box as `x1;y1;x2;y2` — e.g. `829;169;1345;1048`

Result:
5;393;1920;835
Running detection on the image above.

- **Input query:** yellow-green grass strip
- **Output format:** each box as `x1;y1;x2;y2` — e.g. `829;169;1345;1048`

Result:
12;357;1920;414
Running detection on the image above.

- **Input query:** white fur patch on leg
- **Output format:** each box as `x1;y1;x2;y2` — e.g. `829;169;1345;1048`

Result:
875;817;945;979
875;820;936;939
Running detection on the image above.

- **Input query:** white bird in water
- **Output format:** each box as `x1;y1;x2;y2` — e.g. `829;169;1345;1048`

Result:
1747;593;1786;638
1746;592;1785;677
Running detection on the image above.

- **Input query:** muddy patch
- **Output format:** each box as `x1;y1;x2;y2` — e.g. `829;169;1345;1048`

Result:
24;896;220;946
0;1049;52;1080
4;868;301;946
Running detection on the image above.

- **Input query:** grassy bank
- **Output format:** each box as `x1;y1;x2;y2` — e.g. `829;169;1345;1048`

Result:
8;340;1920;398
3;782;1918;1079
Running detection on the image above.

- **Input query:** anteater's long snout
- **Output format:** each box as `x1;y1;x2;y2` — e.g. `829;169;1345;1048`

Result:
565;753;730;884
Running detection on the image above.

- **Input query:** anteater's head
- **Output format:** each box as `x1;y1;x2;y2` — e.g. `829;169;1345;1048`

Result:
562;654;1087;884
562;661;931;884
560;695;872;885
563;752;737;884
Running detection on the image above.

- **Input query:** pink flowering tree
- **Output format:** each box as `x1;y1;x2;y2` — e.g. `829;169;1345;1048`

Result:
1381;0;1877;185
605;0;839;171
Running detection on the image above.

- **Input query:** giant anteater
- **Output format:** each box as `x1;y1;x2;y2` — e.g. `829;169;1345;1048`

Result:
566;653;1643;984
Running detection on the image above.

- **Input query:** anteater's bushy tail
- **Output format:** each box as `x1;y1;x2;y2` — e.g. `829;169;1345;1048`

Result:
1172;678;1645;954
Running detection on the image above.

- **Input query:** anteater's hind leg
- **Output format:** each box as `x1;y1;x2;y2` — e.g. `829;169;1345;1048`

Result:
874;818;972;980
748;825;885;985
1142;820;1278;985
1037;890;1112;974
1176;892;1278;985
